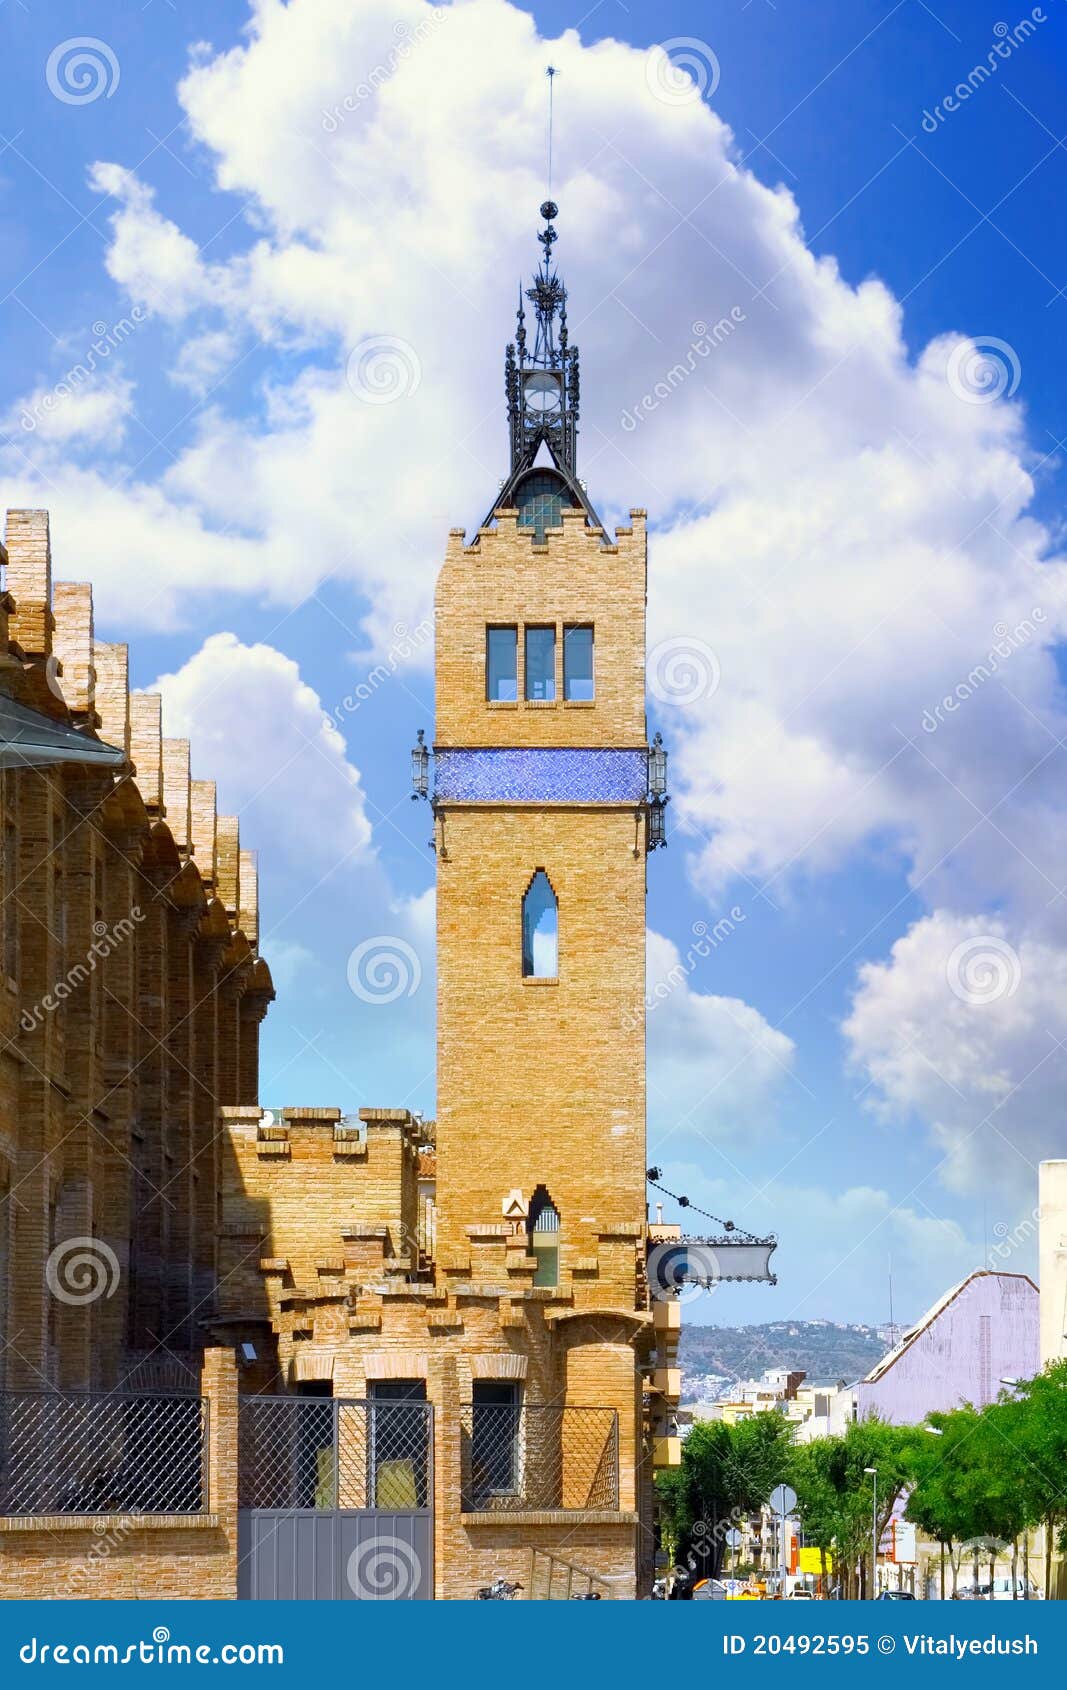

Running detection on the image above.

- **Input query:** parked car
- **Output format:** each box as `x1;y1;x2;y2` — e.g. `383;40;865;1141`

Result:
877;1590;915;1600
969;1578;1043;1601
787;1589;815;1599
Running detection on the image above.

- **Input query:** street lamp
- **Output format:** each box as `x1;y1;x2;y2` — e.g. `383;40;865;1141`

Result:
999;1379;1030;1598
864;1467;878;1600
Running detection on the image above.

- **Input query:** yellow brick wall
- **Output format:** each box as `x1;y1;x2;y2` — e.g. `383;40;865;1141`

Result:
0;1349;238;1599
434;510;647;748
433;511;648;1289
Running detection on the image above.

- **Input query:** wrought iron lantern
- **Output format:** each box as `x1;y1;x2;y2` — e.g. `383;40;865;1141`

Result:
410;728;429;801
648;732;668;798
647;798;668;851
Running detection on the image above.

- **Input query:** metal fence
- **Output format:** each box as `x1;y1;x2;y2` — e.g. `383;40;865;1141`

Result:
0;1391;208;1516
459;1403;618;1513
238;1396;433;1513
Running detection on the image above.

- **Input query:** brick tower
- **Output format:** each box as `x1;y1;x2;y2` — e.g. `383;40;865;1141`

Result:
215;204;675;1601
432;200;655;1307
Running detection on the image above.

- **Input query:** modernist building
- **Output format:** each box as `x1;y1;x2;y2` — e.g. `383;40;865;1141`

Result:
0;508;272;1596
789;1269;1041;1440
215;203;680;1600
0;208;772;1603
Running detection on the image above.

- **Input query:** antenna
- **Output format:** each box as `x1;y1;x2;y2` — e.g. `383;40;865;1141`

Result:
546;64;559;195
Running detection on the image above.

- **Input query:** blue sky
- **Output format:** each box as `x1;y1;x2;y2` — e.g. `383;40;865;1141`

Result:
3;0;1067;1326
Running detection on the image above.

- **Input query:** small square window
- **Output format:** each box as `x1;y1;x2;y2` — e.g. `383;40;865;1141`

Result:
525;626;556;701
563;625;594;701
486;627;517;701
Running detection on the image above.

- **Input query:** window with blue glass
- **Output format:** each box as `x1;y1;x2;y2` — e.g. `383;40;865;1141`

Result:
525;626;556;701
486;626;517;701
563;625;594;701
522;870;558;977
516;471;572;541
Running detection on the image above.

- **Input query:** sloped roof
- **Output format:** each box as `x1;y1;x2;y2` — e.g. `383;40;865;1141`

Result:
862;1269;1038;1386
0;694;124;770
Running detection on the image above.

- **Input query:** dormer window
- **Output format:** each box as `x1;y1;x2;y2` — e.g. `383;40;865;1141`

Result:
516;471;573;542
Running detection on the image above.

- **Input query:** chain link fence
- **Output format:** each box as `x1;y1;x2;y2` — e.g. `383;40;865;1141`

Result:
0;1391;208;1515
238;1396;432;1512
460;1403;618;1513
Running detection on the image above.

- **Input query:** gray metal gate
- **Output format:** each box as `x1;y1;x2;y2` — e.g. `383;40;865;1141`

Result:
237;1396;433;1600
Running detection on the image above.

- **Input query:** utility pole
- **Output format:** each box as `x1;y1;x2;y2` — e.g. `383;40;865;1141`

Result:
865;1467;878;1600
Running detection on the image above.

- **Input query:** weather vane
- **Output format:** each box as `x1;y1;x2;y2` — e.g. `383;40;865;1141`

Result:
546;65;559;195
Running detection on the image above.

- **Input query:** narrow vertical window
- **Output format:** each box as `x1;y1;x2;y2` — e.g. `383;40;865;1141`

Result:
524;626;556;700
522;870;558;978
369;1379;429;1508
486;626;518;701
563;625;594;700
470;1381;521;1501
529;1190;561;1288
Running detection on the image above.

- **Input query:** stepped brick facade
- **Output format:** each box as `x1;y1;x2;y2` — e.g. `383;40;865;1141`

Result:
0;508;272;1596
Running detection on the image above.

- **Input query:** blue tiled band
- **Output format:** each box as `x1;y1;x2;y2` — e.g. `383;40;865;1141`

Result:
434;747;648;803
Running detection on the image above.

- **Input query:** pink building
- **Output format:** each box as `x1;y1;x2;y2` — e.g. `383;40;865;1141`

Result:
853;1270;1039;1424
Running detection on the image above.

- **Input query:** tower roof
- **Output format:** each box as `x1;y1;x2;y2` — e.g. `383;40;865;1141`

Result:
485;203;602;533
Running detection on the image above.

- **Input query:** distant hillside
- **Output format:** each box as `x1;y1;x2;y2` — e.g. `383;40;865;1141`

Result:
679;1319;896;1395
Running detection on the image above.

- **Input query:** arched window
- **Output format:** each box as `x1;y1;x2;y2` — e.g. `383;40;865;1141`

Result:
529;1188;561;1288
515;470;574;542
522;870;558;978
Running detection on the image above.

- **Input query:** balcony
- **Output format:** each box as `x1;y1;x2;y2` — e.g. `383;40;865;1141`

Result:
459;1403;619;1515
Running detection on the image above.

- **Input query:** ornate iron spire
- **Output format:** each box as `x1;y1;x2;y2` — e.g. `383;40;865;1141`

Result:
503;201;582;482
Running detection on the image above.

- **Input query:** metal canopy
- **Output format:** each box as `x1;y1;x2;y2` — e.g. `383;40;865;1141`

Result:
0;695;125;771
649;1234;778;1290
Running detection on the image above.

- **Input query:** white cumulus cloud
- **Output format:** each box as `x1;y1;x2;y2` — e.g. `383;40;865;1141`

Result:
152;631;373;871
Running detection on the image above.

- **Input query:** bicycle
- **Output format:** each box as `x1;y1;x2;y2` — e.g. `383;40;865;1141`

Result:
475;1577;524;1600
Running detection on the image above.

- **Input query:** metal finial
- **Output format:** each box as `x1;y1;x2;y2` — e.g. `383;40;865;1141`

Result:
546;65;559;195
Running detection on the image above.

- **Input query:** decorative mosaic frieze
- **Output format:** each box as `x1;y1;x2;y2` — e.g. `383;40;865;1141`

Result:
434;747;648;804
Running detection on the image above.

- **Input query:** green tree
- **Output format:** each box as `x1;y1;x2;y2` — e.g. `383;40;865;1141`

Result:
660;1412;794;1582
789;1419;914;1598
999;1361;1067;1597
